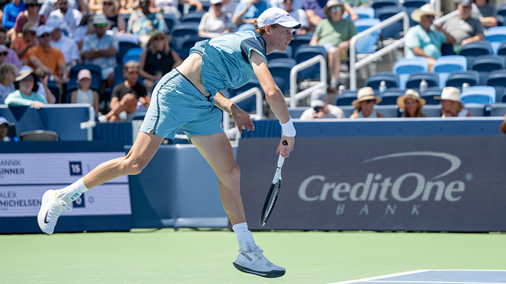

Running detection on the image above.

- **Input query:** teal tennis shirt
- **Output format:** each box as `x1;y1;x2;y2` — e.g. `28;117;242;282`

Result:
190;31;268;97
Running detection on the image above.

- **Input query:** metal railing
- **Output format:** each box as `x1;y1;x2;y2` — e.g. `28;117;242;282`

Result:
289;55;327;108
222;87;264;139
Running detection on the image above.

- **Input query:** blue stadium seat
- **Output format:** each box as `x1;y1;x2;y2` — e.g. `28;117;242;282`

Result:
68;64;102;95
375;105;400;117
335;90;358;106
377;88;404;105
404;6;419;26
500;89;506;102
231;78;261;112
375;6;406;39
484;27;506;54
484;69;506;102
47;81;60;103
365;72;399;90
421;87;442;105
470;55;505;72
498;4;506;17
345;7;375;18
421;104;442;117
405;72;439;89
170;23;199;37
179;36;210;59
122;48;144;64
116;41;139;65
113;65;125;87
266;45;292;61
354;19;381;53
490;103;506;116
293;44;327;81
445;71;480;89
432;55;467;88
163;13;177;32
289;34;313;55
497;41;506;56
372;0;398;10
460;86;496;104
267;59;296;95
393;57;429;89
402;0;429;8
459;41;493;57
464;104;486;116
180;12;205;24
121;13;130;23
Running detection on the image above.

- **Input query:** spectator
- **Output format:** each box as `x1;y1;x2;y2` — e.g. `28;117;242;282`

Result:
127;0;167;47
154;0;204;18
70;69;100;114
73;14;93;49
18;65;55;104
13;0;46;39
439;86;472;117
49;0;83;38
442;0;484;47
82;14;118;91
281;0;309;34
303;0;358;31
0;28;20;68
0;0;10;28
232;0;271;31
349;86;384;118
0;116;18;141
40;0;87;17
343;0;369;7
4;68;46;108
300;88;345;120
106;61;150;122
471;0;497;28
47;16;80;68
222;0;238;17
405;4;455;71
309;0;356;92
0;62;16;103
101;0;127;34
139;30;182;91
198;0;236;38
271;0;302;11
119;0;136;14
11;23;37;65
397;89;427;117
26;25;69;87
88;0;103;13
2;0;25;29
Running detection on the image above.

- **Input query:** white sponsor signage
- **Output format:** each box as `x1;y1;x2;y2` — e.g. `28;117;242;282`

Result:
0;153;131;217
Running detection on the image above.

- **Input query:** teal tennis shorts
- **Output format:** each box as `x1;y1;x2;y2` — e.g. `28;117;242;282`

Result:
139;69;223;140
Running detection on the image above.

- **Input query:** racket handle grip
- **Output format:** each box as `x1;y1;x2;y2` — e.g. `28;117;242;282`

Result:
277;154;285;168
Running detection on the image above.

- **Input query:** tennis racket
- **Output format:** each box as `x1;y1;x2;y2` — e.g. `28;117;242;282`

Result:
259;141;287;226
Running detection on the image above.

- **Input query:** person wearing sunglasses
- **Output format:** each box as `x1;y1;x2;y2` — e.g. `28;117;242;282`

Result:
4;68;46;109
101;0;127;34
309;0;356;92
0;28;21;69
198;0;236;38
350;87;385;118
127;0;167;47
303;0;358;31
40;0;87;17
11;23;37;65
49;0;83;38
406;4;455;71
2;0;25;30
13;0;46;39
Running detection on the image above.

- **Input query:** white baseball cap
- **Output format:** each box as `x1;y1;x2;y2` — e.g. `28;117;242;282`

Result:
36;25;55;37
257;8;301;29
0;116;11;126
210;0;222;4
46;15;62;29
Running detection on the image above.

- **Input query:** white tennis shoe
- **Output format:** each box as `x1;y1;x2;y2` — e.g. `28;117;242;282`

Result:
233;243;285;278
37;190;71;235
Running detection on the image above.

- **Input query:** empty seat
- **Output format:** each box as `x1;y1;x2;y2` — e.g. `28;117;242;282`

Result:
372;0;398;10
484;27;506;54
377;88;404;105
421;87;442;105
170;23;199;37
116;41;139;65
445;70;480;89
354;18;381;53
393;57;429;89
267;59;296;95
497;41;506;56
365;72;399;90
289;34;313;55
180;12;204;23
490;103;506;116
432;55;467;88
335;90;358;106
375;6;406;39
421;104;442;117
375;105;400;117
353;7;375;18
460;86;496;104
405;72;439;89
266;45;292;61
484;69;506;102
293;44;327;81
402;0;429;8
463;104;486;116
459;41;493;57
163;13;177;31
470;55;505;72
498;4;506;17
179;36;209;59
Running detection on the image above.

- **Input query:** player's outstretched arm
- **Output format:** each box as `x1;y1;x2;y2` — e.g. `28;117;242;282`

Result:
214;92;255;133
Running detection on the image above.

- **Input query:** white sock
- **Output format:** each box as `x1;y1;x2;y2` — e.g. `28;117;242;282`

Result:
232;222;255;249
60;178;89;201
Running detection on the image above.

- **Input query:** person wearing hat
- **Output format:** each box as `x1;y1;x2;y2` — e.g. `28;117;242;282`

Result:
13;0;46;38
300;88;345;119
0;116;18;142
139;30;182;92
18;65;56;104
100;0;127;33
70;69;100;114
26;25;69;87
11;23;37;64
47;15;80;68
38;7;299;278
82;14;118;90
405;4;455;71
350;87;385;118
126;0;167;46
49;0;83;38
439;86;472;117
232;0;271;31
198;0;236;38
303;0;358;30
397;89;427;117
442;0;484;48
309;0;356;92
471;0;497;28
4;68;46;108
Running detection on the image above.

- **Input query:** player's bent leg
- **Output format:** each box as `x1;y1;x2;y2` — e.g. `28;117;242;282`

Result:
38;131;164;235
191;133;285;278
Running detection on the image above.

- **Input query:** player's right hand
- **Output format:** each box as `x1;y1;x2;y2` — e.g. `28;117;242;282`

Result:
276;136;294;158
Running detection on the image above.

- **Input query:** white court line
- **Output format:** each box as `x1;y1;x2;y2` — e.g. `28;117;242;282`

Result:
329;270;429;284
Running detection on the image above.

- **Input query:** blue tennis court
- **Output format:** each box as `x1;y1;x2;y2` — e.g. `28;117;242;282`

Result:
333;270;506;284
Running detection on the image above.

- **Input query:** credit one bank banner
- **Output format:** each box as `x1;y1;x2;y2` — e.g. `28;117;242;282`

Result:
0;142;132;233
238;136;506;232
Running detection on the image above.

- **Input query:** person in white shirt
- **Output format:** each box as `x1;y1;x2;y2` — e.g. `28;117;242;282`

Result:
47;16;80;68
198;0;236;38
300;88;345;120
49;0;83;38
282;0;308;34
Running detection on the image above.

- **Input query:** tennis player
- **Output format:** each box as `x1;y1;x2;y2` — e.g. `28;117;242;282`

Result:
38;8;299;278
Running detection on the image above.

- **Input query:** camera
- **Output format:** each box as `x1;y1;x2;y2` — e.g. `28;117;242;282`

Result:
314;106;323;112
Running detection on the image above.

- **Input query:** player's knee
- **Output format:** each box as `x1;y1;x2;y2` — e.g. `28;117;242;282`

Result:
121;157;149;175
221;165;241;187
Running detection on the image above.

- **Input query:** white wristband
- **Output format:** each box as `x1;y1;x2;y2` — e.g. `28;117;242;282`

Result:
280;118;296;137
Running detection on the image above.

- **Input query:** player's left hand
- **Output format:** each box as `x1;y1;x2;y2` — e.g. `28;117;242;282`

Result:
231;104;255;133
